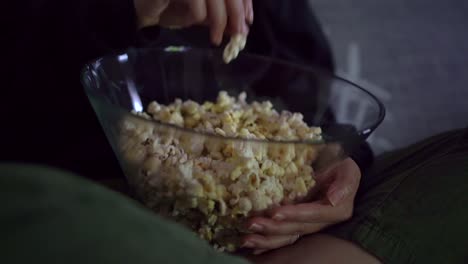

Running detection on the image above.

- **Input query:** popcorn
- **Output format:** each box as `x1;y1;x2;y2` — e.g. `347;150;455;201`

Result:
223;34;247;64
238;197;253;213
119;91;323;251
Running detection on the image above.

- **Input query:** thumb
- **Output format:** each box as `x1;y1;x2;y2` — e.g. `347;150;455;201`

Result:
326;159;360;206
327;180;352;207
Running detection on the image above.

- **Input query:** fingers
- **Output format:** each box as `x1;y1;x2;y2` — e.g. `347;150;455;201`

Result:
134;0;171;28
246;216;328;236
252;249;268;255
225;0;248;35
243;0;254;24
247;218;327;236
157;0;250;45
158;0;207;27
186;0;208;25
268;202;349;223
206;0;250;45
206;0;227;45
242;234;301;251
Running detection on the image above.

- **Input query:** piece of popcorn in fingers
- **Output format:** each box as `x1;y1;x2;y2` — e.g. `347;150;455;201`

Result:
223;34;247;64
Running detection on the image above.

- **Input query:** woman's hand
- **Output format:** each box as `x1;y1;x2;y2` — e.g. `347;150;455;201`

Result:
242;158;361;255
134;0;253;45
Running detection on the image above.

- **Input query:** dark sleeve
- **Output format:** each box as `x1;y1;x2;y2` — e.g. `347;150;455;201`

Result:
349;140;375;174
15;0;140;66
247;0;335;71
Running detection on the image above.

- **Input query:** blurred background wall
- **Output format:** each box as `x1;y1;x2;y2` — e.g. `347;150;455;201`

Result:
310;0;468;154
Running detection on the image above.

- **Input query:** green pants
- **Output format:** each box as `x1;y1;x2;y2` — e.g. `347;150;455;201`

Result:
1;129;467;264
328;128;468;263
0;165;248;264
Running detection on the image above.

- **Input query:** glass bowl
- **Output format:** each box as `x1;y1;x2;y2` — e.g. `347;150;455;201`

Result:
81;47;385;251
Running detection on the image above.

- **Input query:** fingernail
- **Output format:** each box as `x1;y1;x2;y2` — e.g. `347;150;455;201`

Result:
242;241;255;248
246;10;253;25
273;213;285;221
240;22;249;35
248;223;264;232
215;35;223;46
328;189;346;207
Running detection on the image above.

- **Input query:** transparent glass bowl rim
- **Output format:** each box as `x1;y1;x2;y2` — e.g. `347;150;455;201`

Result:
82;46;386;146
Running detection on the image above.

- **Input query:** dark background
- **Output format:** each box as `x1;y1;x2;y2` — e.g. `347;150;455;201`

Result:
311;0;468;154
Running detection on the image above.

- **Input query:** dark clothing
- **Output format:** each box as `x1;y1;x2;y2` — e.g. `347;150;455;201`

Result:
5;0;336;180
